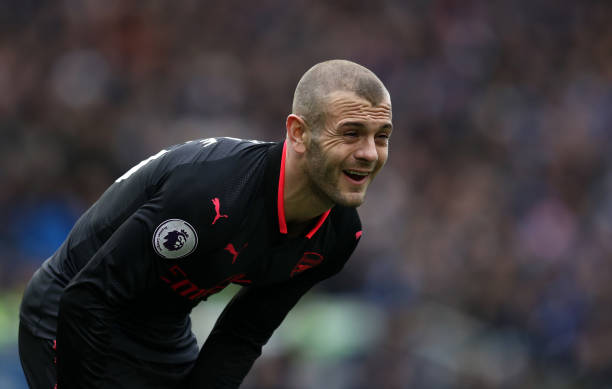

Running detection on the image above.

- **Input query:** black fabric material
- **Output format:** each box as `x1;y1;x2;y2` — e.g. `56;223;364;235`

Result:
18;322;56;389
19;137;362;388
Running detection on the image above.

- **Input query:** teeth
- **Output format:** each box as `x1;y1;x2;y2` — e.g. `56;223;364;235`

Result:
346;170;369;176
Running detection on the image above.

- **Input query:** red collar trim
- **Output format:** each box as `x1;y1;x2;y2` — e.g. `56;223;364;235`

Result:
277;141;288;234
305;209;332;239
277;140;331;239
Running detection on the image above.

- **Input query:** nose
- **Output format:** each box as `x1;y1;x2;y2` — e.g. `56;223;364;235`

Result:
354;137;378;163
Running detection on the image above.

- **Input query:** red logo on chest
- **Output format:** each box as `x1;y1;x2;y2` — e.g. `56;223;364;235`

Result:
224;242;248;264
290;252;324;277
160;265;251;301
211;198;229;225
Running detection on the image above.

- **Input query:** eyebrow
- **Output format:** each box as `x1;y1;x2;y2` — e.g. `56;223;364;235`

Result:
340;121;393;131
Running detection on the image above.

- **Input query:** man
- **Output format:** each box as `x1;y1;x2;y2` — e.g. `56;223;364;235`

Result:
19;59;393;388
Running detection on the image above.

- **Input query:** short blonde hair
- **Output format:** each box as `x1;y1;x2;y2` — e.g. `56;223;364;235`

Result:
292;59;390;130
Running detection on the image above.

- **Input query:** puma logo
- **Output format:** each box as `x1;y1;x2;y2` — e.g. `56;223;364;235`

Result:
211;198;229;225
224;242;248;264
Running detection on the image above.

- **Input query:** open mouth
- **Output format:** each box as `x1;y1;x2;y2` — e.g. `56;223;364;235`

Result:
343;170;370;183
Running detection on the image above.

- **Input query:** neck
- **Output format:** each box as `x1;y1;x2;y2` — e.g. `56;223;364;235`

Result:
283;144;333;226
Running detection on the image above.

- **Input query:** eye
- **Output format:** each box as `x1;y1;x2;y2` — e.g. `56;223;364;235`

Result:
343;131;359;138
376;133;391;143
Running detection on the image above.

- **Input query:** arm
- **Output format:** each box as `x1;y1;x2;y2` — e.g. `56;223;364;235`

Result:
184;261;345;389
55;139;238;387
56;210;158;388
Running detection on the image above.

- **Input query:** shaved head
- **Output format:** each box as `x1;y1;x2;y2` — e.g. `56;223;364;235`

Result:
292;60;390;130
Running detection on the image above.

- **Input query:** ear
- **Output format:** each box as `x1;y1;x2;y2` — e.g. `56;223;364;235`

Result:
286;114;308;154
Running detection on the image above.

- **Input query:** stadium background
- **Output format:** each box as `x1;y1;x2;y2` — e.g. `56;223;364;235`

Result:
1;1;612;388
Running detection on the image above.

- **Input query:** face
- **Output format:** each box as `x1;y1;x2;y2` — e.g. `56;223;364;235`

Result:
303;90;393;207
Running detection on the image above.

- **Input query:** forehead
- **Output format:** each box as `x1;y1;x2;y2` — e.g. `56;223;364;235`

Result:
325;90;392;124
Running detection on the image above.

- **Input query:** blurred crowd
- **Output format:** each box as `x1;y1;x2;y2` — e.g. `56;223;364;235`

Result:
1;0;612;388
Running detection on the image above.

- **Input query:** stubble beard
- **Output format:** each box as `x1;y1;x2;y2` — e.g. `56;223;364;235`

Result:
304;137;366;208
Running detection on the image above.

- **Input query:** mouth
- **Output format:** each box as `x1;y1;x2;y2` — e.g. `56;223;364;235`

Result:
343;169;370;184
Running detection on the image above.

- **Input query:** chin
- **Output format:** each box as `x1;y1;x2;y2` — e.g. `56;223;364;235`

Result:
334;192;366;208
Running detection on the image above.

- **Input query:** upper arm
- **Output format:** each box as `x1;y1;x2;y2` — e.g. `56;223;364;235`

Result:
61;206;161;310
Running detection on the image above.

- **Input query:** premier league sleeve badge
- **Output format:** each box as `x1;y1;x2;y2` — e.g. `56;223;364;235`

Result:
153;219;198;259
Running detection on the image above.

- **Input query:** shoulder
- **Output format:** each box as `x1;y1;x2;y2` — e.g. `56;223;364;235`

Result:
158;137;273;191
162;137;272;168
114;137;273;189
153;138;274;225
146;138;277;251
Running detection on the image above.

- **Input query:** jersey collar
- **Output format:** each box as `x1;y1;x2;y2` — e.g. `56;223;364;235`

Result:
275;140;331;239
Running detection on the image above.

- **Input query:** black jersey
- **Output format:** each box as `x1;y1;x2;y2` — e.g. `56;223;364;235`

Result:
20;137;362;386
